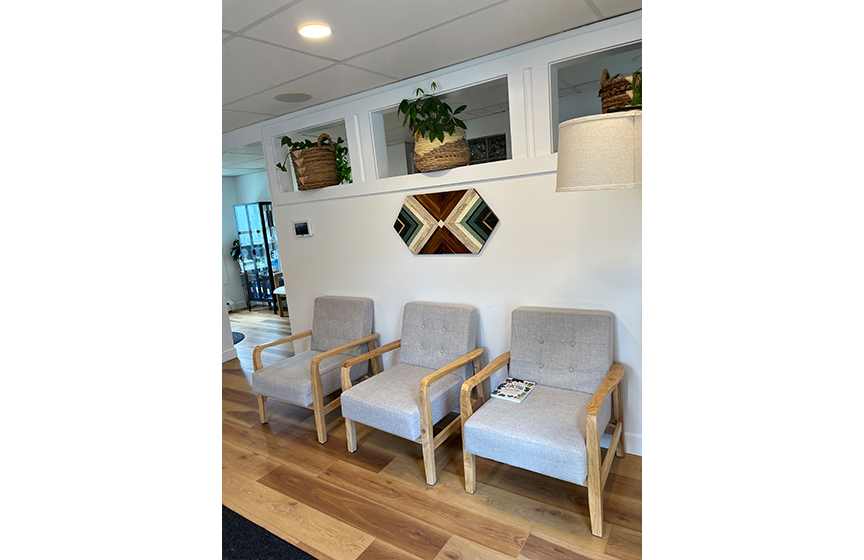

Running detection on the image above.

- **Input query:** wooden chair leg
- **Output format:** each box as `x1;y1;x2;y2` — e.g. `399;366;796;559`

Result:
586;414;604;537
418;387;437;485
345;419;357;452
463;450;477;493
420;436;437;486
311;365;328;444
257;394;269;424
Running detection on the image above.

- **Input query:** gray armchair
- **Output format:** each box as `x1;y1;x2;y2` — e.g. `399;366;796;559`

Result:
252;296;379;444
460;307;625;537
339;302;485;485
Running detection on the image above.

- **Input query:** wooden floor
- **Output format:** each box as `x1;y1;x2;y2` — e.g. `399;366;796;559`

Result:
224;306;642;560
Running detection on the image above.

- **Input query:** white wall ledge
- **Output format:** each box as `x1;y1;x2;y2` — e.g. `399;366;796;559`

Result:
270;153;559;205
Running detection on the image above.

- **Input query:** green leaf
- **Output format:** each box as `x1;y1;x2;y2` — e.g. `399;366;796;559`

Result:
454;118;466;130
453;105;466;115
281;136;291;146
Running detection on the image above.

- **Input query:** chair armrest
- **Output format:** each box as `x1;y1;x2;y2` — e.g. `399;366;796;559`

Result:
341;339;401;391
587;363;625;416
418;348;485;439
252;330;312;371
311;333;380;369
420;348;485;394
460;351;510;422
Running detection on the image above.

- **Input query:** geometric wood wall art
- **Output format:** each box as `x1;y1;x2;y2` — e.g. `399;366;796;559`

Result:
394;188;499;254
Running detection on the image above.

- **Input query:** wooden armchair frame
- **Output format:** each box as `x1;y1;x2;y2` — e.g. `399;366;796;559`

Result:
253;330;380;444
272;272;288;317
341;342;487;485
460;354;625;537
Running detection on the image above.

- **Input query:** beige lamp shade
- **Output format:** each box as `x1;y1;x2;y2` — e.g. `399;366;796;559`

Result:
556;111;642;191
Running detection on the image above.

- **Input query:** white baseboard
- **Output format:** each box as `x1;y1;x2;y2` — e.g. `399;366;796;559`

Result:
222;347;237;363
624;432;642;456
600;432;642;456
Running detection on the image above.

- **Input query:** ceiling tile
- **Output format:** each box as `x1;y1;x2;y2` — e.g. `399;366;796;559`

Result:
225;64;395;119
223;37;333;104
223;110;274;133
241;0;502;62
590;0;642;19
226;143;264;156
223;0;294;33
347;0;599;80
222;152;264;166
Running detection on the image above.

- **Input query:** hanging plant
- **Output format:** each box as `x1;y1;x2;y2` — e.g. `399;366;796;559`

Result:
397;82;471;172
397;82;468;142
275;135;352;185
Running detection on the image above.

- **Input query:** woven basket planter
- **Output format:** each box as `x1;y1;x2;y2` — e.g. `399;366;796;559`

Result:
289;133;339;190
413;128;470;173
599;69;634;114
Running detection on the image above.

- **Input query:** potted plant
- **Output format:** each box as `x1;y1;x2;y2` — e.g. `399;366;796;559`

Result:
275;133;352;190
599;68;641;113
230;239;243;274
397;82;470;172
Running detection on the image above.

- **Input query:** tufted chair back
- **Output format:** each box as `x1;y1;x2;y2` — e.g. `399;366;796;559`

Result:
310;296;375;357
509;307;614;394
398;302;479;380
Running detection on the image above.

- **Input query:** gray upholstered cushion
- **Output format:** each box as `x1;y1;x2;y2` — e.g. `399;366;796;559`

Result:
399;301;479;380
509;307;614;394
340;363;463;441
252;350;365;407
464;384;612;484
310;296;374;359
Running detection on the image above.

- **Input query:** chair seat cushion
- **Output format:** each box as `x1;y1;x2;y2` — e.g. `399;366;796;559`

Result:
463;384;612;485
273;286;285;295
340;362;462;441
252;350;361;407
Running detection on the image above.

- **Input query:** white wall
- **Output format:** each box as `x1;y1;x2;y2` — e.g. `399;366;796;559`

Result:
222;287;237;362
235;171;270;203
222;177;245;309
223;11;643;454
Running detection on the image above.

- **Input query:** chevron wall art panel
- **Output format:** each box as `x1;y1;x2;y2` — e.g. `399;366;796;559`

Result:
393;189;499;254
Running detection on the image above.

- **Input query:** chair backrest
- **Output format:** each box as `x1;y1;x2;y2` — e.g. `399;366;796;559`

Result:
399;301;479;380
509;307;614;394
310;296;374;356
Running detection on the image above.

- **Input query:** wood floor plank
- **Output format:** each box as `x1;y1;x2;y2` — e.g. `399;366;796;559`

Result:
222;440;281;481
603;526;641;560
225;501;340;560
355;539;424;560
608;454;641;481
259;464;451;560
222;468;374;560
319;460;528;557
384;455;610;554
517;533;599;560
222;421;337;476
268;416;398;474
432;534;516;560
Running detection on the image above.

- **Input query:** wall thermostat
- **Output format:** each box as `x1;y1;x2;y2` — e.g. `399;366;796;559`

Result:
293;220;313;237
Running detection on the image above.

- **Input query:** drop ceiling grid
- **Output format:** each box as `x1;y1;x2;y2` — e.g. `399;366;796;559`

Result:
223;37;333;104
222;0;642;133
240;0;504;62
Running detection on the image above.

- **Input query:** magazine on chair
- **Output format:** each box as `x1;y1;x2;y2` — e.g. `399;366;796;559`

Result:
490;377;536;403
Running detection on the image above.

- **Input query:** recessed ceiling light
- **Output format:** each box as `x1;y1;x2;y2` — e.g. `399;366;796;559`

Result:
275;93;312;103
298;24;331;38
